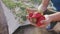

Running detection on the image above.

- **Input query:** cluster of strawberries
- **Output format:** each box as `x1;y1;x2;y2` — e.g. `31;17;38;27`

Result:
26;8;45;27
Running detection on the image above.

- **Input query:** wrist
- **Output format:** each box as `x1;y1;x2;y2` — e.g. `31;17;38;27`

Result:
45;15;53;23
48;15;53;22
38;4;47;13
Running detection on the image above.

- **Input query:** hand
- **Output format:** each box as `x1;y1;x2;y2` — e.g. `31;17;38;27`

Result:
26;8;37;23
26;8;37;13
40;15;52;28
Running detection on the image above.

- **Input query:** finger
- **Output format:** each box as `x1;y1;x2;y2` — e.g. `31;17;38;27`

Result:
39;25;47;28
40;20;47;25
30;23;38;27
40;20;49;28
26;8;37;12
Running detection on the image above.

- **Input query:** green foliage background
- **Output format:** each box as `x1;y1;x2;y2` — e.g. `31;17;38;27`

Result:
2;0;41;24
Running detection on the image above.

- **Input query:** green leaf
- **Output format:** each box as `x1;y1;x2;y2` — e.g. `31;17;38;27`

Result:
2;0;16;9
21;16;27;21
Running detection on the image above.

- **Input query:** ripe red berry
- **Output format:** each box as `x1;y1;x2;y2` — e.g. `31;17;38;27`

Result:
36;15;45;27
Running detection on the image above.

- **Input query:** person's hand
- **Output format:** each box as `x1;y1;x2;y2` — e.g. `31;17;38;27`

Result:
26;8;52;28
26;8;37;13
40;15;52;28
26;8;36;22
26;8;37;23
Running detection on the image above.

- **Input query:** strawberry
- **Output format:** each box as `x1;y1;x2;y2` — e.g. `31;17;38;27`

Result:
37;15;45;27
26;8;45;27
31;12;45;27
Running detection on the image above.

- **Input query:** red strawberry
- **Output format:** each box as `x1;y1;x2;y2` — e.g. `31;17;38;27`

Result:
32;12;41;18
36;15;45;27
31;12;45;27
26;8;45;27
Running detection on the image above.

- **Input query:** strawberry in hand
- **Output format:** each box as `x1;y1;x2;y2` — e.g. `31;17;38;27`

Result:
32;12;45;27
26;8;46;27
